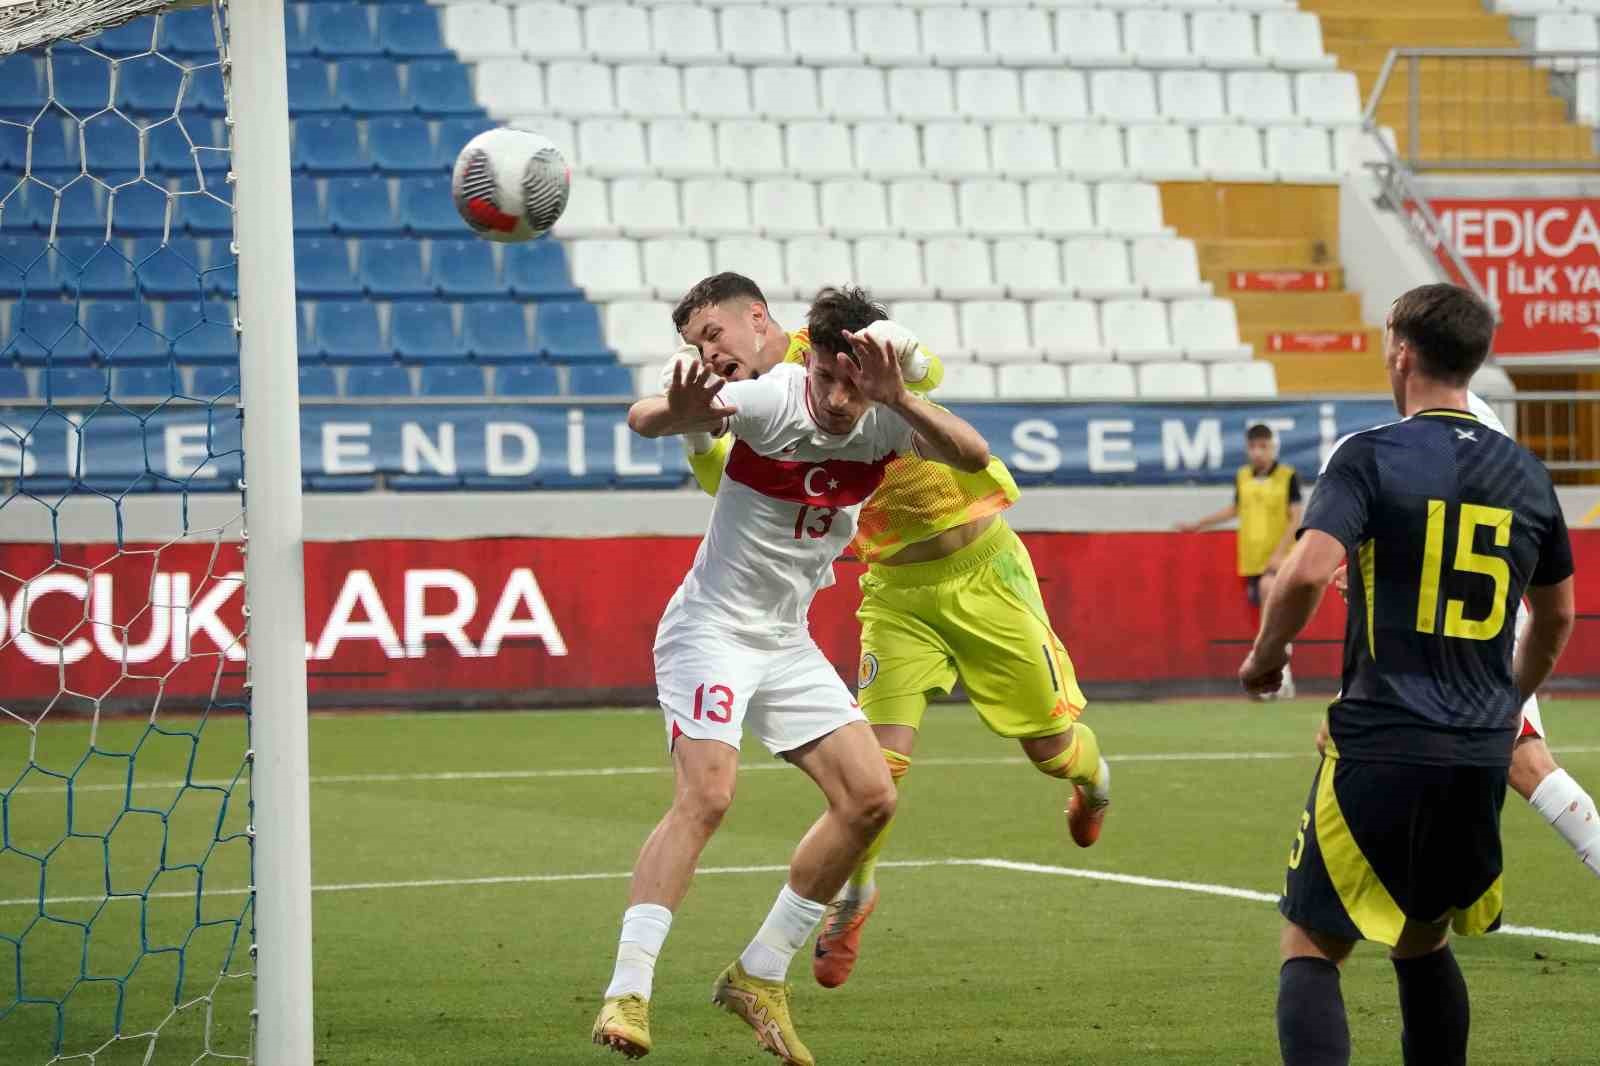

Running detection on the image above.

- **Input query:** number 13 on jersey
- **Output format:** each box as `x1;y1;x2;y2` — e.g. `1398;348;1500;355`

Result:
1416;499;1513;641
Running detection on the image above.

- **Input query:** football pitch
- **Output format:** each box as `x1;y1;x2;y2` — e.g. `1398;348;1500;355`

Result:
3;699;1598;1065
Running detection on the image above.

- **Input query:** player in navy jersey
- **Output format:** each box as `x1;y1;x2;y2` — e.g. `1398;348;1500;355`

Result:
1239;284;1576;1066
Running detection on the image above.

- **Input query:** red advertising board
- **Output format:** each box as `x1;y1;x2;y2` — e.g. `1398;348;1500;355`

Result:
1409;198;1600;356
4;532;1597;707
1231;271;1330;292
1267;331;1368;353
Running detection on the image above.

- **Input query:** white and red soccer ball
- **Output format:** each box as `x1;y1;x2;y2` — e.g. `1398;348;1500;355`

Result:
451;128;571;243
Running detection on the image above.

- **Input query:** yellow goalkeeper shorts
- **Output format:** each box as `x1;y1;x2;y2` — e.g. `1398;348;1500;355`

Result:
854;517;1085;739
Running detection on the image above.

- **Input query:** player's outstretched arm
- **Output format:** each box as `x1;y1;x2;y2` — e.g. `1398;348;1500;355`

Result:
1175;504;1237;533
1517;578;1576;704
841;329;990;473
628;360;737;439
655;345;732;494
1240;529;1345;697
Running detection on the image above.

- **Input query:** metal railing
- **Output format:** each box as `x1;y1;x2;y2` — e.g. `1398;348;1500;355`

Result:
1496;390;1600;481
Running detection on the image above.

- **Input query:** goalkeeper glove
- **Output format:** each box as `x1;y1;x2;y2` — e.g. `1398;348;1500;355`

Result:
861;319;932;384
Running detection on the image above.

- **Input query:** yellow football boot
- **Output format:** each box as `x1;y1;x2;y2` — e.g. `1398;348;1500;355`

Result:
711;961;816;1066
592;994;652;1059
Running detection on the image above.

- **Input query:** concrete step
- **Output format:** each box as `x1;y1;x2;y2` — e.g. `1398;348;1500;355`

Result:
1372;95;1571;126
1312;13;1513;46
1159;182;1341;244
1230;291;1366;329
1261;351;1389;394
1194;238;1340;273
1383;122;1597;162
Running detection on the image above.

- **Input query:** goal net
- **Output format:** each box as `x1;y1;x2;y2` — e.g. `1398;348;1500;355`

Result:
0;1;311;1062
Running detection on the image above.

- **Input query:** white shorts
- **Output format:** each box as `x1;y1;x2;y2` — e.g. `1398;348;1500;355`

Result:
1521;693;1545;740
654;625;866;756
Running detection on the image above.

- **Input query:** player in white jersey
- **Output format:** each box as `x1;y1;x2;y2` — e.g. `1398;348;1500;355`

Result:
592;287;993;1064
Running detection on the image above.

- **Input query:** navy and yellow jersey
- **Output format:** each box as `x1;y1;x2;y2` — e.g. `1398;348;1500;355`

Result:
1235;462;1301;576
1305;408;1574;767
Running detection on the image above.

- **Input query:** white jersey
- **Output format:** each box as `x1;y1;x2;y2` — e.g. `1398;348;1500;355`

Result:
659;363;915;643
1466;389;1509;437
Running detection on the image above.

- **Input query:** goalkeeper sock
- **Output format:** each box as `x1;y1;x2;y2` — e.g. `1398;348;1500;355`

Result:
1035;723;1104;791
604;903;673;1000
842;749;911;903
739;884;827;981
1529;768;1600;878
1277;957;1351;1066
1393;946;1469;1066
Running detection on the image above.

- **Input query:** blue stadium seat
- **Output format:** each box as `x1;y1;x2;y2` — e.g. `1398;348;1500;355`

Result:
308;4;381;57
505;239;580;301
293;116;369;174
167;300;236;364
357;239;430;297
45;365;108;399
148;119;227;180
58;237;135;297
0;122;26;169
57;180;111;236
82;114;142;173
344;364;412;397
284;5;314;56
327;176;399;235
113;365;176;398
533;301;611;363
397;176;460;236
202;252;237;298
109;181;175;236
306;475;379;492
294;238;361;299
463;301;531;362
8;302;91;365
87;301;168;365
378;5;449;58
292;175;328;232
286;57;338;114
371;118;448;174
429;238;501;297
409;61;481;116
0;235;52;298
192;364;239;396
116;55;184;115
296;302;314;355
85;17;159;56
418;363;485;397
51;53;114;113
0;365;29;398
436;117;494;160
299;363;337;397
184;65;229;117
391;300;465;362
567;364;632;396
493;364;561;397
27;118;79;175
337;59;413;115
0;55;46;118
310;300;388;362
160;8;219;57
133;238;206;299
173;193;233;236
1;185;55;236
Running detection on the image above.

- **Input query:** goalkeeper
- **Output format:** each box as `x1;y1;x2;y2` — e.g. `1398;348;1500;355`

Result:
662;273;1112;990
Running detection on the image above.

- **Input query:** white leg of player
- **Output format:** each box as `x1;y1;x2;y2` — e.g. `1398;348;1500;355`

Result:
229;0;316;1059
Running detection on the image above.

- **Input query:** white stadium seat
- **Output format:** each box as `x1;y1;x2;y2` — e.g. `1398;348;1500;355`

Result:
1127;124;1198;181
551;176;614;239
1123;10;1190;68
1101;298;1177;361
785;122;855;178
998;363;1067;399
957;70;1023;120
1335;125;1397;173
515;4;584;62
1159;70;1225;123
753;67;821;120
1065;237;1139;299
1026;179;1096;235
1137;362;1209;398
633;365;657;398
767;302;809;331
784;236;854;296
1197;125;1269;181
1031;300;1105;361
611;179;682;237
751;179;821;236
1295;71;1363;124
585;4;655;63
961;301;1035;361
1054;10;1126;66
1091;70;1159;123
1209;361;1278;397
684;67;753;121
649;119;718;177
855;9;923;65
922;9;990;66
923;123;991;177
713;120;783;178
683;179;752;237
1095;182;1166;235
714;237;787;293
854;237;933;301
1066;362;1135;399
1227;71;1295;123
578;118;648;176
1132;237;1209;299
617;66;684;119
1192;12;1264;69
987;10;1055;65
1057;123;1126;179
652;6;722;64
570;239;647;301
641;237;712;299
1171;299;1252;361
442;4;516;59
1021;71;1090;121
934;362;998;400
994;238;1066;300
925;237;1003;300
890;180;962;237
1267;126;1336;182
606;301;676;364
721;7;790;65
1258;12;1333;70
822;69;889;122
1534;13;1599;70
475;60;542;117
891;301;962;358
786;8;856;65
855;122;924;178
821;179;893;235
890;70;957;121
958;179;1029;236
990;123;1058;178
547;63;617;117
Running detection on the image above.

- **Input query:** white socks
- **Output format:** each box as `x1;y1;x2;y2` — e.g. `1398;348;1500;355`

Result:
739;884;827;981
604;903;673;1000
1529;769;1600;879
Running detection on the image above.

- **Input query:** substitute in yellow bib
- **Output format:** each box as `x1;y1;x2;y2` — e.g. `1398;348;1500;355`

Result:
664;274;1110;991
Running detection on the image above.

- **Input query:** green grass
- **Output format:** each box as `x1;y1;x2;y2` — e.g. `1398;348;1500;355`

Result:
2;700;1598;1064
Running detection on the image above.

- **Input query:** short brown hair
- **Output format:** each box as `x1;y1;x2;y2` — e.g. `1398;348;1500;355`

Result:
805;286;887;357
1246;423;1274;442
671;273;767;333
1389;284;1496;386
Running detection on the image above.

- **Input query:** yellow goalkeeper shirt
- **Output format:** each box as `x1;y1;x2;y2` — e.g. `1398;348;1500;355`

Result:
686;330;1020;563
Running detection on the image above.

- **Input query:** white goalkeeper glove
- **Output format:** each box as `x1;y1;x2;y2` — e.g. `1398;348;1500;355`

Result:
657;343;720;454
861;319;932;384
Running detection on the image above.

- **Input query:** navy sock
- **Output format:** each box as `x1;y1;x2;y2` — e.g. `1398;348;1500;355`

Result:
1393;946;1470;1066
1277;956;1351;1066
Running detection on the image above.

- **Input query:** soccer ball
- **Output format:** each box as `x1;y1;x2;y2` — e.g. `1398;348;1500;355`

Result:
451;128;570;243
